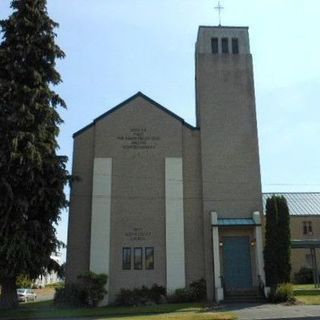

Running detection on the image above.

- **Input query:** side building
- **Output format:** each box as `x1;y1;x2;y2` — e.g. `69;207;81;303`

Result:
263;192;320;279
66;25;265;304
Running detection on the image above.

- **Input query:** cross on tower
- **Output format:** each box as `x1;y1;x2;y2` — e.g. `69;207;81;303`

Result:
214;1;224;26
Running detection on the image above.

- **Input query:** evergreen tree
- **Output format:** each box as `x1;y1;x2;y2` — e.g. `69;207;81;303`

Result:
264;196;279;287
277;196;291;282
264;195;291;288
0;0;68;309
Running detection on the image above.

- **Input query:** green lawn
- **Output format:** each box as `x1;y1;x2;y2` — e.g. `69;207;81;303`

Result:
0;301;236;320
294;284;320;305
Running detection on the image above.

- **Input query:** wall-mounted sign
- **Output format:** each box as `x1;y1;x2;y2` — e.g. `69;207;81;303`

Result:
117;128;160;150
125;227;152;241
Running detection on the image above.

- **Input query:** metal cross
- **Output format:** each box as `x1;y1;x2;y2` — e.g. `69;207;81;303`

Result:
215;1;224;26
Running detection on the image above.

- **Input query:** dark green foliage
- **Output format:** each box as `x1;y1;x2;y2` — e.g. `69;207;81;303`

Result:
268;283;295;303
57;262;66;280
294;267;314;284
114;284;166;306
114;280;206;306
264;196;279;287
0;0;68;309
189;279;206;301
77;272;108;307
277;198;291;283
264;196;291;288
54;272;107;307
148;284;167;304
54;284;87;307
16;275;32;289
167;288;193;303
167;279;207;303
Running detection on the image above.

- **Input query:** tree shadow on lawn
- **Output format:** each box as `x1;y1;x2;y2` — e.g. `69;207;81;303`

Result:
0;301;221;320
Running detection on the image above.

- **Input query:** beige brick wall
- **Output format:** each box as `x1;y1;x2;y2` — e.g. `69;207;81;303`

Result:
66;95;205;302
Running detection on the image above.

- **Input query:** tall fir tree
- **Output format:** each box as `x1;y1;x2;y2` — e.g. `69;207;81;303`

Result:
0;0;68;308
277;196;291;283
264;195;291;288
264;196;279;287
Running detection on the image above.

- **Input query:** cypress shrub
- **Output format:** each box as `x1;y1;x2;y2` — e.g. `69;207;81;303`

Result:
264;195;291;288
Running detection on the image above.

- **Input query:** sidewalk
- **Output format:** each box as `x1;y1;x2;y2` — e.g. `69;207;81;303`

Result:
218;303;320;320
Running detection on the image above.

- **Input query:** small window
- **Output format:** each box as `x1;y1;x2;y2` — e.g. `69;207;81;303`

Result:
145;247;154;270
232;38;239;54
211;38;219;54
134;247;143;270
221;38;229;54
303;221;313;235
122;247;131;270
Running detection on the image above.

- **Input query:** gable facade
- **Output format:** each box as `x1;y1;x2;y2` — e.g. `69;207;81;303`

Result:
66;25;265;304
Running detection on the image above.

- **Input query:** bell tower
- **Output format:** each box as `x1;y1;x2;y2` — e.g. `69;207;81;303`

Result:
196;26;264;301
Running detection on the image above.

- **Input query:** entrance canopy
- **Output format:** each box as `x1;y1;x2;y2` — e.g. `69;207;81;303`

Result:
213;218;260;227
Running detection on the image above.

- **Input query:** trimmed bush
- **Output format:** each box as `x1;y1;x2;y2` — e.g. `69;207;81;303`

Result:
167;288;193;303
78;272;108;307
114;279;206;306
189;279;206;301
167;279;207;303
294;267;313;284
149;284;166;304
268;283;295;303
114;284;166;306
54;283;87;307
54;272;107;307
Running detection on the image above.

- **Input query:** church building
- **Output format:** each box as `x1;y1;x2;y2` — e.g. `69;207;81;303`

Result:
66;25;265;303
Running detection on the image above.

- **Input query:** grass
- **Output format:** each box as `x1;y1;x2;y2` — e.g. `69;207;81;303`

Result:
293;284;320;305
0;301;236;320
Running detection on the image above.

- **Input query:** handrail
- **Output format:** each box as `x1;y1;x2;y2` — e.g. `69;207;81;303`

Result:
257;275;265;297
220;275;225;293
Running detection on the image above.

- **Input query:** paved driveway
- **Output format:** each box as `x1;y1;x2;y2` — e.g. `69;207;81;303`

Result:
217;303;320;320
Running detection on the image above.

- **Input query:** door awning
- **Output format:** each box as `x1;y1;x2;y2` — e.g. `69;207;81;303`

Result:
213;218;260;227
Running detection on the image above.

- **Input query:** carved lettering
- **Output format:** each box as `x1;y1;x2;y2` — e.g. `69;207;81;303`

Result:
117;128;160;150
124;227;152;241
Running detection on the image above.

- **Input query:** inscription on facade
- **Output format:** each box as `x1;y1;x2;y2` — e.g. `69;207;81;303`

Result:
125;227;152;241
117;128;160;150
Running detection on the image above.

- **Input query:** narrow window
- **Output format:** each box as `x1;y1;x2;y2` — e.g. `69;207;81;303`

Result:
221;38;229;54
303;222;308;235
303;221;313;235
122;247;131;270
308;221;313;235
211;38;219;54
232;38;239;54
145;247;154;270
134;247;143;270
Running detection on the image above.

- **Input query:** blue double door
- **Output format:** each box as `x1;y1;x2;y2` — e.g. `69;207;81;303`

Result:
222;236;253;292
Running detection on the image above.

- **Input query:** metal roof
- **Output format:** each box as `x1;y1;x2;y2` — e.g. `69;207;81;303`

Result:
263;193;320;216
215;218;258;226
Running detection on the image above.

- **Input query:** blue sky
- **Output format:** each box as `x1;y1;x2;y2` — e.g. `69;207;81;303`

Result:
1;0;319;261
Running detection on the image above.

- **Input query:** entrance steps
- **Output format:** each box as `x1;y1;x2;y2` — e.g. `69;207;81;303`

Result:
223;289;266;303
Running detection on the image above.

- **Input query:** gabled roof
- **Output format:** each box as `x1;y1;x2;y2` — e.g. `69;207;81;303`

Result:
262;192;320;216
73;92;198;138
